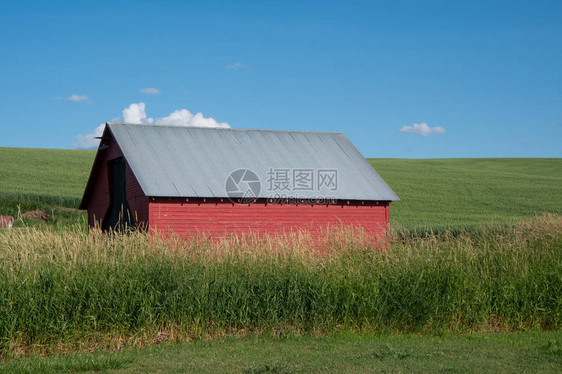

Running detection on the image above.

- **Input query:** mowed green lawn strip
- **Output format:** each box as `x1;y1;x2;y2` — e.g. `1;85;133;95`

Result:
371;158;562;230
1;331;560;374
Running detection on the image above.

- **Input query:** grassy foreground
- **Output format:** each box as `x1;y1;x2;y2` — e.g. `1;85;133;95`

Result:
1;331;561;373
0;214;560;358
0;147;560;367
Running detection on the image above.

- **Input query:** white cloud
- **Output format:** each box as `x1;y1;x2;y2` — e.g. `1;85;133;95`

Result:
122;102;229;128
55;94;92;103
225;62;247;69
68;94;90;102
75;103;230;149
399;122;446;136
157;109;230;128
75;123;105;149
122;102;154;124
139;88;160;94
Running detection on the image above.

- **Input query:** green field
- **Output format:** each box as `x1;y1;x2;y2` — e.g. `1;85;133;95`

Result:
371;158;562;230
0;147;561;371
1;147;561;230
0;147;93;208
0;147;93;229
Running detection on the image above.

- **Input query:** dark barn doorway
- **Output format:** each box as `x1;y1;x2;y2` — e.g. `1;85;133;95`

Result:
102;157;135;231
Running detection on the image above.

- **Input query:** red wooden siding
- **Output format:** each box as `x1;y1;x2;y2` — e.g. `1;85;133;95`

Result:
148;198;389;238
86;137;148;227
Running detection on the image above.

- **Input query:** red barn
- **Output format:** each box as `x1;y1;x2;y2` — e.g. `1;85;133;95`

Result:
79;123;399;238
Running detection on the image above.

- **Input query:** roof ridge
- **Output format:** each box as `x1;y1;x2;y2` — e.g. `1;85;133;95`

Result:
98;122;399;201
107;122;344;135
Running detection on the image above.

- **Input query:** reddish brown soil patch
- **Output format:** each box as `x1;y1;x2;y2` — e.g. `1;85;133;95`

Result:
22;210;51;222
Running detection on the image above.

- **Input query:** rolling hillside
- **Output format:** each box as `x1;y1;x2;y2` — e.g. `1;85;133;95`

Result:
371;158;562;229
0;147;560;229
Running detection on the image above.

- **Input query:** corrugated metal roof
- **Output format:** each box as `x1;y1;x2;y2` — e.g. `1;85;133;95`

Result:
107;122;399;201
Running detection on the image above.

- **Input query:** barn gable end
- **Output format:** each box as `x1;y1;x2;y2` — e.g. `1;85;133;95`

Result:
79;126;148;228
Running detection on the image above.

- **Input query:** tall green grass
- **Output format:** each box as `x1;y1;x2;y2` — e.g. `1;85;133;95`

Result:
0;214;560;357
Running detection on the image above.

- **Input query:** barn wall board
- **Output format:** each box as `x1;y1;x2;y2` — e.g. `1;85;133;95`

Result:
148;197;389;238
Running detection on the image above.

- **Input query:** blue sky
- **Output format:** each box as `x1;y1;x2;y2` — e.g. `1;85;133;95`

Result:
0;0;560;158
